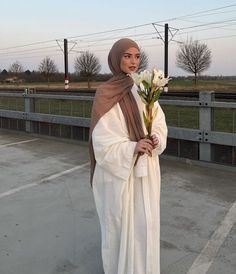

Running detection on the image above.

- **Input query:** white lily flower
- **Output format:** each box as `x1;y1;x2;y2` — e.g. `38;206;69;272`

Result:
152;68;166;87
141;70;152;85
130;72;142;86
130;68;170;140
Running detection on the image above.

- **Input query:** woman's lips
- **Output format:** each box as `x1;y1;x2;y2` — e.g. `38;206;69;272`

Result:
129;66;136;71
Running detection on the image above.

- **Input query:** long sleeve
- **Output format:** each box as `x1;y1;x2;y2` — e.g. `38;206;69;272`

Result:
92;104;137;181
151;101;168;155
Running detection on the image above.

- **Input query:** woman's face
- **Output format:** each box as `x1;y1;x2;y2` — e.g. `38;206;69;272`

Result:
120;47;140;74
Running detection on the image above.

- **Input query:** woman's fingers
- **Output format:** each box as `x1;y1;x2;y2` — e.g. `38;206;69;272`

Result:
134;142;149;155
151;135;159;148
139;140;153;156
134;137;158;156
143;139;153;145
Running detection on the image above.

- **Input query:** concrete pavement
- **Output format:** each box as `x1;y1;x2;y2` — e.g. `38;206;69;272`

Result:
0;130;235;274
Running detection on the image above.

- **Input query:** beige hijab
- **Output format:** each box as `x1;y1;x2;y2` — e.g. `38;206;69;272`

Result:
89;38;145;186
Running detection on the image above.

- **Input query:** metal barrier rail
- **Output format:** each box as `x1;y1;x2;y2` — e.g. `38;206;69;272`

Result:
0;91;235;165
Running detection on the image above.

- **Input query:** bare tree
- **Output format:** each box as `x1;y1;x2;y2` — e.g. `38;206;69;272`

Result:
8;61;23;74
138;50;149;72
74;51;101;88
176;39;211;85
38;56;58;86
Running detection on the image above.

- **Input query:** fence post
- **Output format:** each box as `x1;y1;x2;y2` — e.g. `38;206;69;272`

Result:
24;92;35;133
199;91;215;161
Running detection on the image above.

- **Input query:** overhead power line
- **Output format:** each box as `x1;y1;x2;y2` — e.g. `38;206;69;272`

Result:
171;3;236;20
199;33;236;41
181;8;236;19
179;18;236;30
0;3;235;66
0;3;235;52
0;39;57;51
0;45;58;56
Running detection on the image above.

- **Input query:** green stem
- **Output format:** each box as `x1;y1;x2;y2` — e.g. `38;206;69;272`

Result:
146;104;153;137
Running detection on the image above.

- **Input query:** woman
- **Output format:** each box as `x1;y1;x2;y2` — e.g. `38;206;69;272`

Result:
89;38;167;274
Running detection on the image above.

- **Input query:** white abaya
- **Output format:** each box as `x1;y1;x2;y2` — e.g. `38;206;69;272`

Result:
92;84;168;274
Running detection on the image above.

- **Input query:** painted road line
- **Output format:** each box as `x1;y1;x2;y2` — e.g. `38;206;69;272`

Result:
187;201;236;274
0;138;39;148
0;162;90;199
38;162;90;183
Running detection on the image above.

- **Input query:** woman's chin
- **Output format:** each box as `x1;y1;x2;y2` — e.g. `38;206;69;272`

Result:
127;69;138;74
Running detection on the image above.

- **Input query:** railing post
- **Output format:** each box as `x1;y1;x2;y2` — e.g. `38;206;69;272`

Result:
199;91;215;161
24;91;35;133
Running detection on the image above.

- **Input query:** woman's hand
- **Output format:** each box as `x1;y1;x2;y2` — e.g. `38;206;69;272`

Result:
134;138;153;157
151;134;159;149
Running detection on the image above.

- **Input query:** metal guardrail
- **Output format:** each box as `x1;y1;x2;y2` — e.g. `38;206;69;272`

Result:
162;92;236;162
0;91;235;166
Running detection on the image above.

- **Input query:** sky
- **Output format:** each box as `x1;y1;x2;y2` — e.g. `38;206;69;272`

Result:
0;0;235;76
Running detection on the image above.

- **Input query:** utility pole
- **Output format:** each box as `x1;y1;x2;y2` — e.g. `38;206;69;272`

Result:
164;23;168;92
152;23;178;92
64;39;69;90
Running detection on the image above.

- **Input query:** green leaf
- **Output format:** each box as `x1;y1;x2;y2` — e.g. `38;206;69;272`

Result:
142;80;149;90
137;91;148;103
140;91;148;99
153;90;161;102
140;96;148;104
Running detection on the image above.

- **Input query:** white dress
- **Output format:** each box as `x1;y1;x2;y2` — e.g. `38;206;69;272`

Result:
92;84;168;274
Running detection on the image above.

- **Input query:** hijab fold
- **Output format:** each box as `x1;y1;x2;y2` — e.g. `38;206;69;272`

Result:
89;38;145;186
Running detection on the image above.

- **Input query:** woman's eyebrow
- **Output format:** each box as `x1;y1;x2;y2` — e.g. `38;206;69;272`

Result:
123;52;140;55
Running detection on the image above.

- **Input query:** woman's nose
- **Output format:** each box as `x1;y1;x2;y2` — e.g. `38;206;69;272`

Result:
131;57;136;64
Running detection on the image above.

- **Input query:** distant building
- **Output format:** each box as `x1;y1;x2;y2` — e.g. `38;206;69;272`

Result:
2;76;25;84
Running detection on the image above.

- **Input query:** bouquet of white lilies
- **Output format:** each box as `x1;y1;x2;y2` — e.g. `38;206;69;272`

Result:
130;68;170;138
